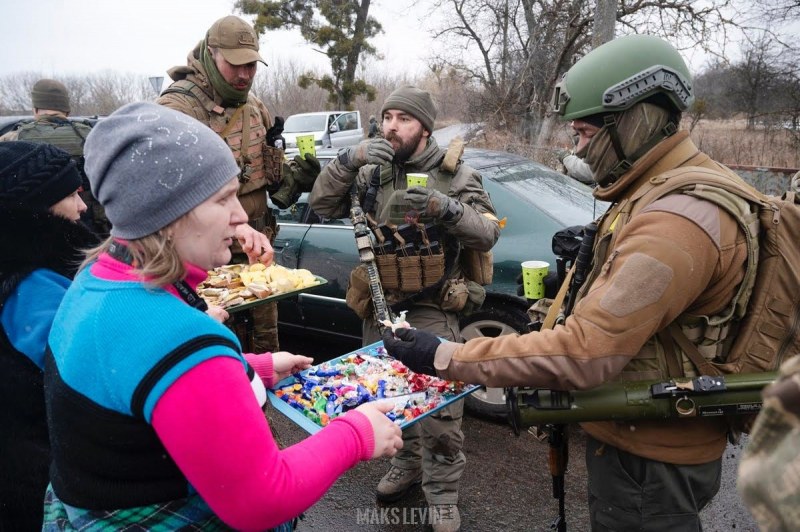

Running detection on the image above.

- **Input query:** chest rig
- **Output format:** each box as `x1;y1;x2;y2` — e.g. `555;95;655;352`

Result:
361;157;462;302
161;80;282;196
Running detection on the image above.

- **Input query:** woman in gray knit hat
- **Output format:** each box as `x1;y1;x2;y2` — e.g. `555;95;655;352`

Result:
42;102;402;531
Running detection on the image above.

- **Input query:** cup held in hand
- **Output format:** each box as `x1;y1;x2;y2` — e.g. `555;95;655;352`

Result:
296;134;316;159
521;260;549;299
406;173;428;188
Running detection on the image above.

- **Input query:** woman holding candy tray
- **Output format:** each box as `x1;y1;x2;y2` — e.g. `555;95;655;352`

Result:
42;102;403;531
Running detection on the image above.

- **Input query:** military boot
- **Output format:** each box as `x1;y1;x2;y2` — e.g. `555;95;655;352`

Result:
430;504;461;532
376;465;422;502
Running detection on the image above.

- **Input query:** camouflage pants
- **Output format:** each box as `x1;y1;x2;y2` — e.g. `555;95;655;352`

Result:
363;304;466;505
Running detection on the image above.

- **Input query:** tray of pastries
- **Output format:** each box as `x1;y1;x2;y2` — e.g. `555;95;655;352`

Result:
197;263;326;313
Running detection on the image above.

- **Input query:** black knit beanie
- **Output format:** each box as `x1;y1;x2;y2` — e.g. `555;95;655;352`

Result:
0;141;82;210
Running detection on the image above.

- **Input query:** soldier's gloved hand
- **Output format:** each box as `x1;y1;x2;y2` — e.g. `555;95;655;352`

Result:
381;328;439;376
271;176;300;210
339;138;394;171
404;187;464;223
291;154;321;191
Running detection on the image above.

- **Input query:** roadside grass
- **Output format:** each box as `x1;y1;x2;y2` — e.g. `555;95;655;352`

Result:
473;118;800;171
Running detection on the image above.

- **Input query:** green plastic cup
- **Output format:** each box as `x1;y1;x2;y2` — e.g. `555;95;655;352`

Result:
521;260;549;299
296;134;316;159
406;173;428;187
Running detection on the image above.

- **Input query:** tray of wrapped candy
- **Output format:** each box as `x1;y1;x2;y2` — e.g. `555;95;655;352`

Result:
268;340;478;434
197;263;326;313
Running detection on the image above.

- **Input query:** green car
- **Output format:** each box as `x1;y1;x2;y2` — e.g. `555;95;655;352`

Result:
271;147;607;415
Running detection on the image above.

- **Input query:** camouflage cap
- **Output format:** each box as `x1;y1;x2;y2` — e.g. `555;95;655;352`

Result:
31;79;70;114
207;15;267;66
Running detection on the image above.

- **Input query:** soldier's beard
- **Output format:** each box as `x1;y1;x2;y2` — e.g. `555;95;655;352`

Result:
386;128;424;164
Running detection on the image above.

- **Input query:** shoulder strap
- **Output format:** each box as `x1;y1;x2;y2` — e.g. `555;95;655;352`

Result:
440;137;465;174
66;120;89;147
635;166;761;326
161;80;223;115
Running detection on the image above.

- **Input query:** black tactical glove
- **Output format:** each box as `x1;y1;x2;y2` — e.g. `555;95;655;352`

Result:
292;154;321;191
338;138;394;171
404;187;464;223
266;116;286;149
381;328;439;376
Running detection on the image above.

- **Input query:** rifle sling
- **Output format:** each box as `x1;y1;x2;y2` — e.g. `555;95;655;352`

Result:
542;265;574;331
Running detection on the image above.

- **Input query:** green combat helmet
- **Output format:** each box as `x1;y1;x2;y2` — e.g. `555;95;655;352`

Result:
551;34;694;121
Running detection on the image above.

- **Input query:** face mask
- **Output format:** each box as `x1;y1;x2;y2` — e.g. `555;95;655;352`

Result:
579;103;672;187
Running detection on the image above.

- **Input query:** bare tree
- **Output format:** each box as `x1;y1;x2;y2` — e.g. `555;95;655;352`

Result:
236;0;382;108
0;72;162;117
423;0;741;145
593;0;616;47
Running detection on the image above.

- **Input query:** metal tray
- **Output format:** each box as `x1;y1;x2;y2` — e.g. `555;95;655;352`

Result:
267;340;478;434
221;276;327;314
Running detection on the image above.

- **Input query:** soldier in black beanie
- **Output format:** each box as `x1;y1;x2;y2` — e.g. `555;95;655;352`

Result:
0;141;97;531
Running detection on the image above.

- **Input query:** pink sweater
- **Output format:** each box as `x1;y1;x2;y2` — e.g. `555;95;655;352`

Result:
91;253;375;530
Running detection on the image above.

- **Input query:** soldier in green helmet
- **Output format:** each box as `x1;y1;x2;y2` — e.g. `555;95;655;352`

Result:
382;35;755;530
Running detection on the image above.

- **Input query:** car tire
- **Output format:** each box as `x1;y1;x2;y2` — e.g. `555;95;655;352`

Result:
459;301;530;419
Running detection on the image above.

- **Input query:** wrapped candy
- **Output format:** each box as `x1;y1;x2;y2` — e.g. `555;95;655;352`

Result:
274;343;472;428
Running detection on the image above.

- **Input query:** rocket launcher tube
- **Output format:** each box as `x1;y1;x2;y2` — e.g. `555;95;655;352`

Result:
508;372;773;428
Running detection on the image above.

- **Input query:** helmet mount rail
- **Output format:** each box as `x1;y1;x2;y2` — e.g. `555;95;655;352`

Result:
603;65;693;112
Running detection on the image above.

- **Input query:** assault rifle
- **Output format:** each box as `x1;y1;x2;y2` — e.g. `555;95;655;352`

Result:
349;181;395;330
546;221;597;532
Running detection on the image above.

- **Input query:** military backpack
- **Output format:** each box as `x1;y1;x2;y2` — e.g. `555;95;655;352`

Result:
626;168;800;380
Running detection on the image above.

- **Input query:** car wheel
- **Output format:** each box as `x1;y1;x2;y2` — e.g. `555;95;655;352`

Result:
459;301;530;419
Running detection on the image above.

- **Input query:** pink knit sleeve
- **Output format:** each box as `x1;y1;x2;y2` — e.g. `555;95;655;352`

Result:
243;352;274;388
151;357;374;531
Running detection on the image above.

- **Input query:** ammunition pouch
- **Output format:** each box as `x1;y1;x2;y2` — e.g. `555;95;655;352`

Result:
346;264;373;319
440;278;486;314
262;145;284;187
372;222;446;293
439;278;469;313
459;248;493;286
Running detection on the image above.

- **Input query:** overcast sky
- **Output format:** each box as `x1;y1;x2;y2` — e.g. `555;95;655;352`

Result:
0;0;435;86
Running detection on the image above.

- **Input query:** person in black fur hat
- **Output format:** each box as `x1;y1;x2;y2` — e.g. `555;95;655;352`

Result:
0;141;97;531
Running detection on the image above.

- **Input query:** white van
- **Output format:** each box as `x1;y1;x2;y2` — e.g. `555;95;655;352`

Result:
283;111;363;154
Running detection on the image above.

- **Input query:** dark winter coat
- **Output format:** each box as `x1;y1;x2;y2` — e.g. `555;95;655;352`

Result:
0;205;97;531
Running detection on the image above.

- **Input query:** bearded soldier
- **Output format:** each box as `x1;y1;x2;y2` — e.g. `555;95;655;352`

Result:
158;15;319;352
310;86;501;532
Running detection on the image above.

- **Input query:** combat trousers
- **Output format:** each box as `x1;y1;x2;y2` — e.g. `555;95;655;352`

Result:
233;189;279;353
586;435;722;531
363;304;466;505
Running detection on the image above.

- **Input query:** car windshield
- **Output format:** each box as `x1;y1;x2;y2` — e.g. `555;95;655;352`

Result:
477;158;608;226
284;115;328;133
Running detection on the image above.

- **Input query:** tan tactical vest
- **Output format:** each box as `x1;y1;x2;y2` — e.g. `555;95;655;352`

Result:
160;80;282;196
